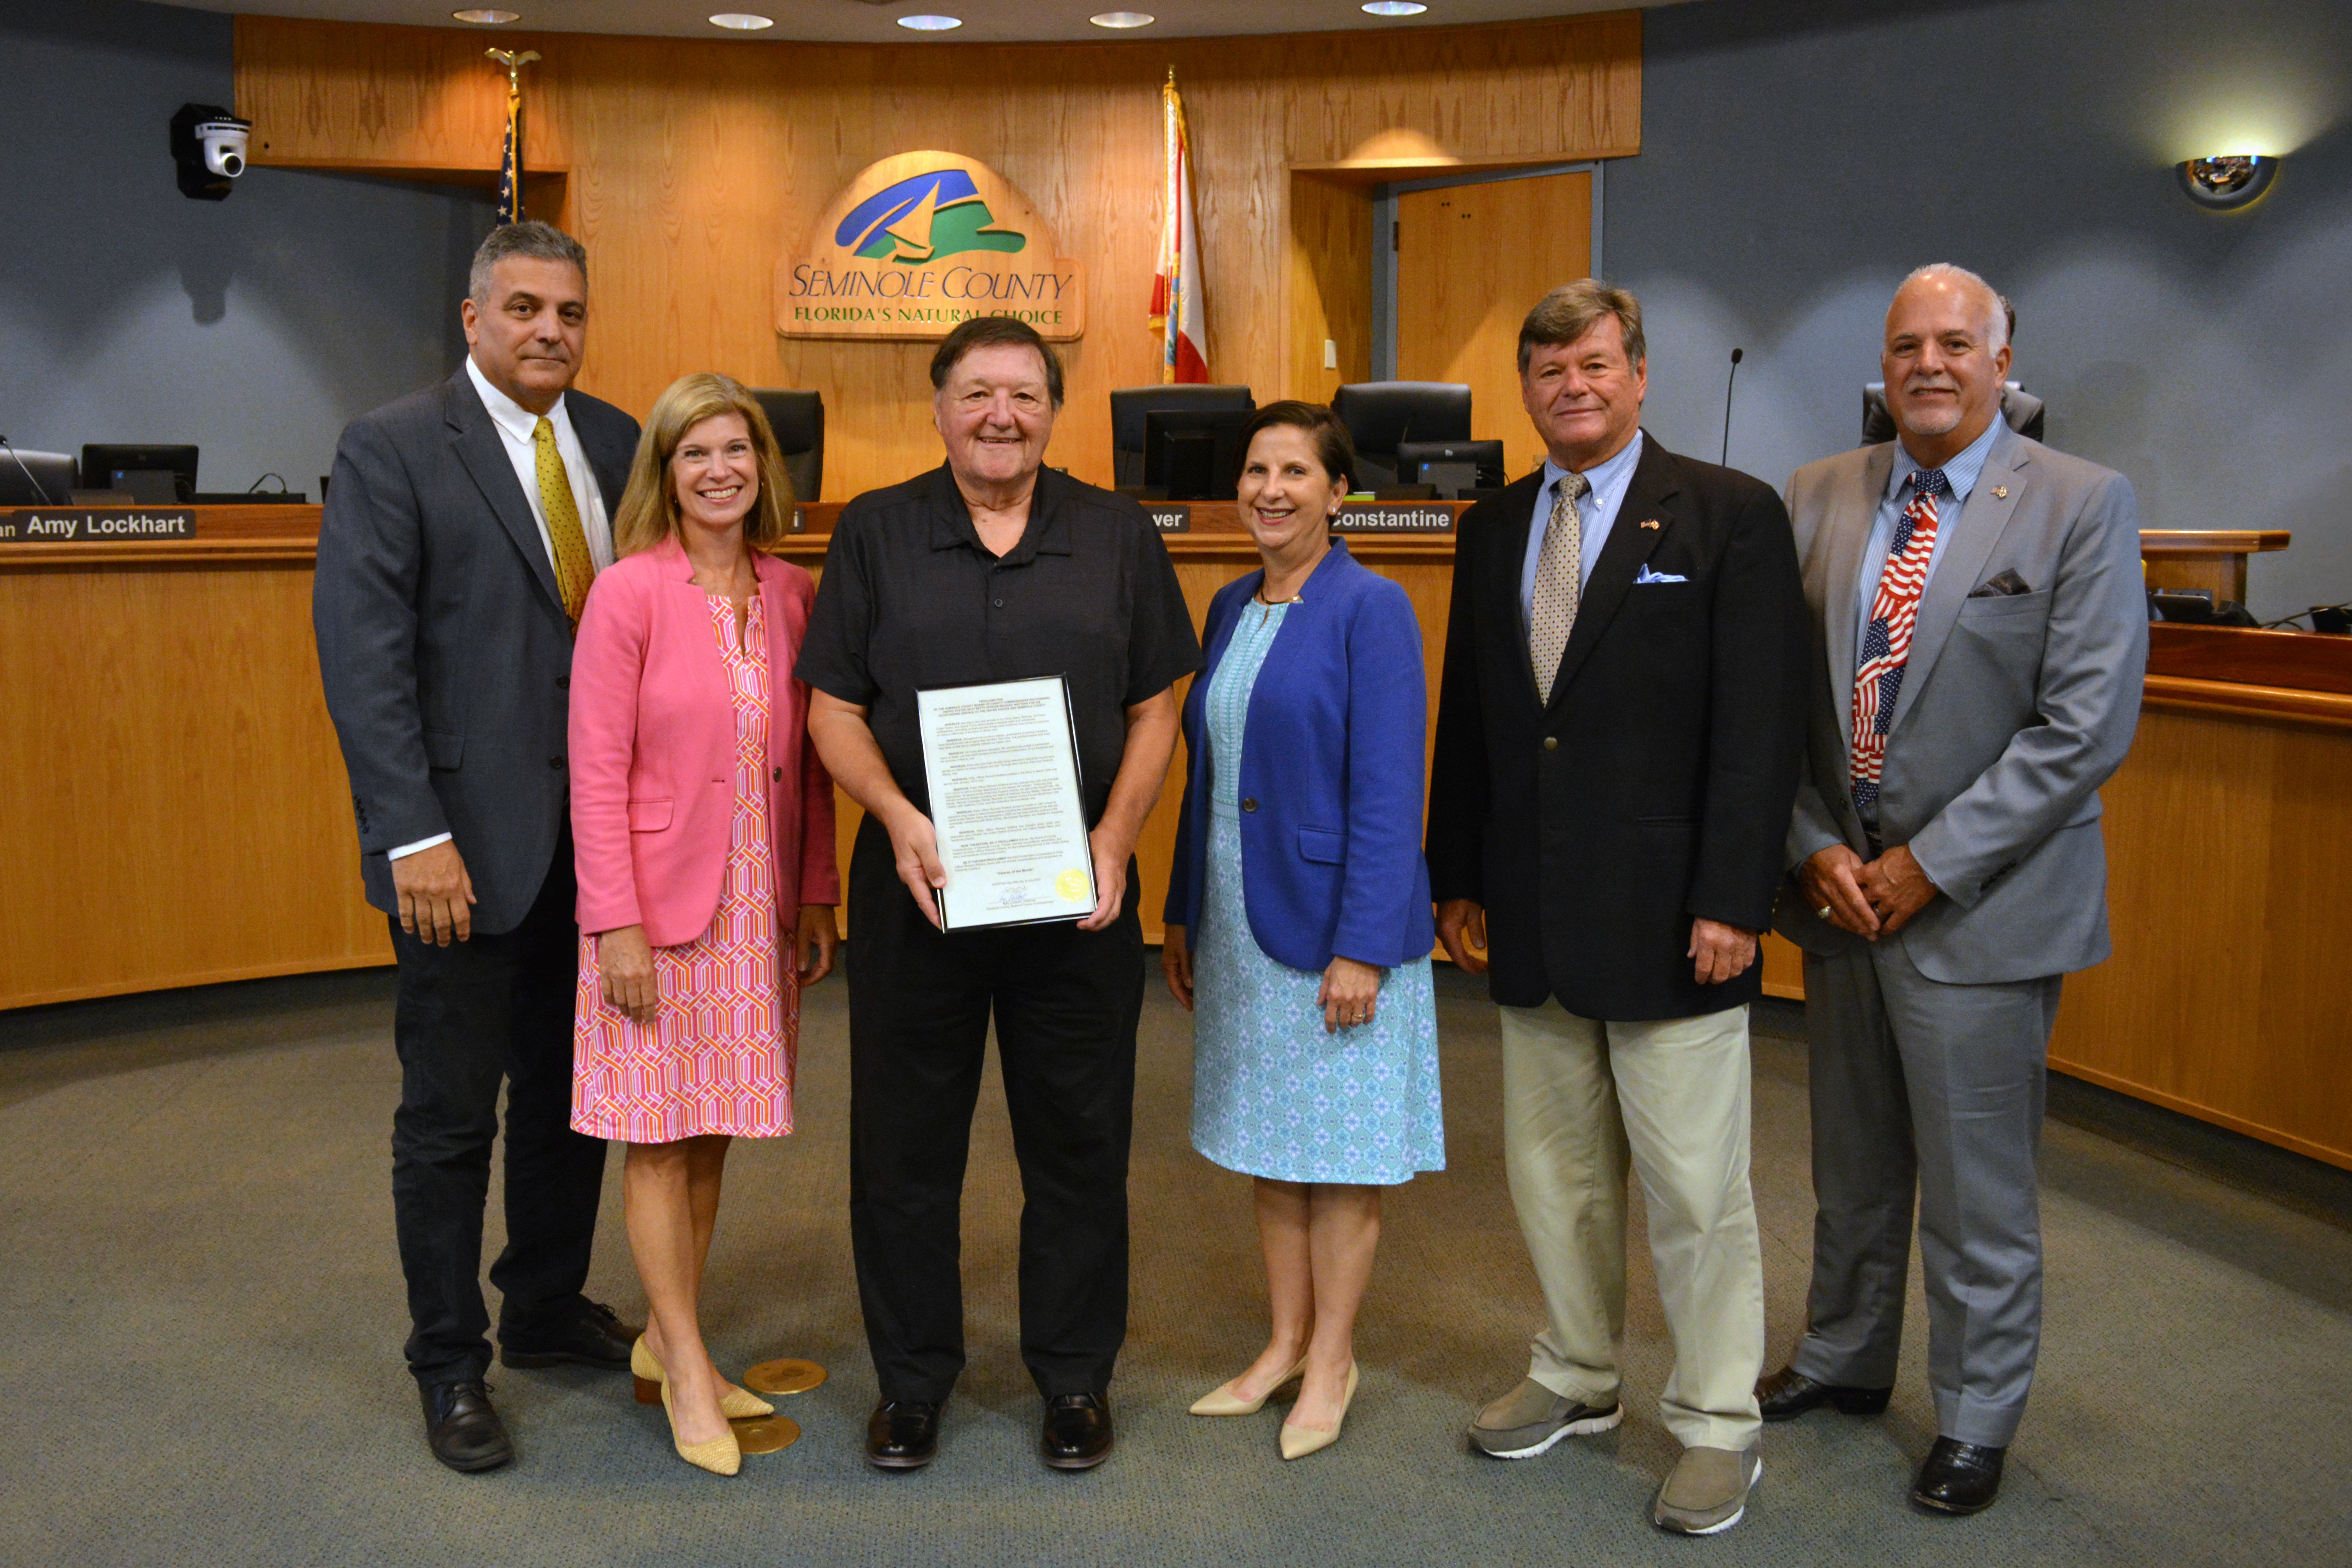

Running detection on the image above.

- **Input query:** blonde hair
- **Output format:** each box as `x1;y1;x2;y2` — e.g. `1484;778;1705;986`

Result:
611;372;797;557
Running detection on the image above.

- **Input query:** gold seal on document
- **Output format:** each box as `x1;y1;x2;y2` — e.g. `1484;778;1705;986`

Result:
1056;868;1089;902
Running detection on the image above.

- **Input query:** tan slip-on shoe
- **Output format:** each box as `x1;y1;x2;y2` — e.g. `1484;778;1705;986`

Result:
1652;1445;1761;1535
1467;1377;1623;1459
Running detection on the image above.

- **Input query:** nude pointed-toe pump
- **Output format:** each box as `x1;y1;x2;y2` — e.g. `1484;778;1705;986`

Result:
632;1336;775;1419
1278;1361;1359;1461
660;1376;743;1477
1190;1355;1308;1417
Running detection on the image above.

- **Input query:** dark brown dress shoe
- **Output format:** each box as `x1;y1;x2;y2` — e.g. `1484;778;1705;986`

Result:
421;1379;513;1472
866;1400;942;1470
1910;1436;2006;1515
1041;1392;1114;1470
499;1299;639;1371
1756;1365;1893;1421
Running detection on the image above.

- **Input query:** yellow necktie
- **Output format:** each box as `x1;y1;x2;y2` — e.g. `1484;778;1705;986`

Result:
532;416;594;627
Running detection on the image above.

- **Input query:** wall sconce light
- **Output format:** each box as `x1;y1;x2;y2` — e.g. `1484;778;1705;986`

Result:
2176;154;2279;210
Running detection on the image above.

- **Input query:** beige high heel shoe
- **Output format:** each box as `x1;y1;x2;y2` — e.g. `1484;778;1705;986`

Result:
632;1336;775;1419
659;1375;742;1476
1279;1361;1359;1461
1189;1354;1308;1417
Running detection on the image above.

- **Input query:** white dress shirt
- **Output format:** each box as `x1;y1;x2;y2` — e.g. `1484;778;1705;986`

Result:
1518;430;1646;634
389;358;616;863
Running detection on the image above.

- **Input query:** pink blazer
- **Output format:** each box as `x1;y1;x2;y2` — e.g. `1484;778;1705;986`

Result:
569;537;840;947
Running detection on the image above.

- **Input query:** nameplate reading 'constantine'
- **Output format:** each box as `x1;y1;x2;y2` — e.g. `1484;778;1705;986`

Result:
1333;504;1454;533
777;152;1085;342
0;508;197;542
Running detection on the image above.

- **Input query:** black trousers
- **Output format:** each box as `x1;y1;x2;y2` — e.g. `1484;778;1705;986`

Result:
846;818;1144;1403
388;834;608;1386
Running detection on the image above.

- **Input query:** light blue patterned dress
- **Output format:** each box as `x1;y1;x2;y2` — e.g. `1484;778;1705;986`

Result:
1189;599;1445;1185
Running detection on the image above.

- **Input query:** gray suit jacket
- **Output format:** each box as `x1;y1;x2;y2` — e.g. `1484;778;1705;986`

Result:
1774;424;2147;984
313;367;639;935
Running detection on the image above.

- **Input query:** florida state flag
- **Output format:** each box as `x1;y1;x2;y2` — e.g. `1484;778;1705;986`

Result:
1150;73;1207;383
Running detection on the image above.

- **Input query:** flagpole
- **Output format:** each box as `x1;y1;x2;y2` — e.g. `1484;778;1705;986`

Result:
487;48;539;225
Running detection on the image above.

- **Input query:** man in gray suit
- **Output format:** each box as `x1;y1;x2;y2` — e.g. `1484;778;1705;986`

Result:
1762;263;2147;1515
315;222;641;1472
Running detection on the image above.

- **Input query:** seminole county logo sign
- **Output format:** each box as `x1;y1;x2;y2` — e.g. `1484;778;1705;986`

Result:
775;151;1085;341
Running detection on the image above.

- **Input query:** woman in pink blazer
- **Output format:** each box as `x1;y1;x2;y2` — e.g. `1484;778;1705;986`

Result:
568;372;839;1476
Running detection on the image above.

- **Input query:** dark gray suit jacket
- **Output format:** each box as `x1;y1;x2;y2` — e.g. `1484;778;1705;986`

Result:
1774;425;2147;983
314;367;639;935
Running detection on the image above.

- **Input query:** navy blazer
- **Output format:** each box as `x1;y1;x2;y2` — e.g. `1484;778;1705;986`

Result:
1164;540;1436;972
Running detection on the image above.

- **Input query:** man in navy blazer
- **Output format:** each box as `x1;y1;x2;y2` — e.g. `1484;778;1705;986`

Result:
314;223;641;1472
1426;281;1807;1534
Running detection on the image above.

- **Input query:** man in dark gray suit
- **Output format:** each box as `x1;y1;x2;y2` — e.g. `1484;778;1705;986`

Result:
1763;264;2147;1515
315;222;642;1472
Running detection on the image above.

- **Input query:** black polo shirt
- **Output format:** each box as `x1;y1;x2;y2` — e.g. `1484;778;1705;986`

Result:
796;463;1202;825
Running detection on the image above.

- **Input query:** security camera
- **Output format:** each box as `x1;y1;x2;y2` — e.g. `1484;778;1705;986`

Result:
171;103;254;201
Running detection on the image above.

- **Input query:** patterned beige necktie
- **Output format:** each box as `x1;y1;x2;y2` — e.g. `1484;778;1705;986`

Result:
532;416;595;628
1528;472;1590;704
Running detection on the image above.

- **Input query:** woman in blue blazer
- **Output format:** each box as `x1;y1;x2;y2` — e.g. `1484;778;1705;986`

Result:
1162;401;1443;1460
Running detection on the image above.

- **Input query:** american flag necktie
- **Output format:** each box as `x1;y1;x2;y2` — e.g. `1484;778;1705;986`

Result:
1850;468;1948;816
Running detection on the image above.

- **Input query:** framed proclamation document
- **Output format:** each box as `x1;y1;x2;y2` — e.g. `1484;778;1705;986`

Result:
916;674;1098;931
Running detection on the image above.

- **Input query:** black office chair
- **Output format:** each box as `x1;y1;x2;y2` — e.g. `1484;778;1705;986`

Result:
1331;381;1472;488
1109;385;1254;489
750;388;824;505
0;448;76;505
1861;382;2044;446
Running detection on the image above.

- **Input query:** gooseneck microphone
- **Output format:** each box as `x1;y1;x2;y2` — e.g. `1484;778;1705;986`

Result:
1720;348;1744;467
1;434;61;505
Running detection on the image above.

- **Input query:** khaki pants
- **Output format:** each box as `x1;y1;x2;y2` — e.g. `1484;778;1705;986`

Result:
1498;999;1764;1452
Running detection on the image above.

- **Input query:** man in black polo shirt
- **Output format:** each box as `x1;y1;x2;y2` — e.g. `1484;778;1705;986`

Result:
799;316;1201;1473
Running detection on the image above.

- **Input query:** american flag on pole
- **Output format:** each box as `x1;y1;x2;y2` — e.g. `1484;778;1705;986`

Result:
488;48;538;224
1151;71;1207;383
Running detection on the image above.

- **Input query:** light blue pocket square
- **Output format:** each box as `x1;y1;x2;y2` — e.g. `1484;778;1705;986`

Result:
1635;566;1688;584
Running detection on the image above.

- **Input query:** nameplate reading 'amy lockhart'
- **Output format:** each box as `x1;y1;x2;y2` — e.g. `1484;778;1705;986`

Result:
1333;503;1455;533
777;151;1086;342
0;508;197;542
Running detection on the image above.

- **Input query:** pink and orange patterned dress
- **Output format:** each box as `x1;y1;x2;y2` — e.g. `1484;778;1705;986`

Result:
572;592;797;1143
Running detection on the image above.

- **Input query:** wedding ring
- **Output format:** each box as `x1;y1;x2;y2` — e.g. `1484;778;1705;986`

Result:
1816;904;1834;920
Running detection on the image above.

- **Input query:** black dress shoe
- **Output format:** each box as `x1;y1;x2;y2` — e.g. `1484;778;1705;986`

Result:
1755;1365;1893;1421
421;1379;513;1473
1911;1437;2006;1515
1042;1392;1114;1471
866;1400;942;1470
498;1299;639;1371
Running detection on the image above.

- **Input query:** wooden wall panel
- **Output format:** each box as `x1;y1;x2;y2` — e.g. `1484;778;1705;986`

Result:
1287;174;1375;404
234;14;1641;501
0;563;389;1009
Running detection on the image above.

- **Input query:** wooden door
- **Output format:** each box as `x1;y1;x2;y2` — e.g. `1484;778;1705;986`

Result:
1396;171;1592;483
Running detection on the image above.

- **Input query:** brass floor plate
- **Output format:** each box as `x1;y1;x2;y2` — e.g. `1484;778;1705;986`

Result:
731;1415;800;1454
743;1358;828;1396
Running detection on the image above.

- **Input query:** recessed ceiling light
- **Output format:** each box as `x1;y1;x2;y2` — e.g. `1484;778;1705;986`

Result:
708;12;773;28
1091;11;1155;26
1362;1;1428;14
451;8;519;21
897;14;963;30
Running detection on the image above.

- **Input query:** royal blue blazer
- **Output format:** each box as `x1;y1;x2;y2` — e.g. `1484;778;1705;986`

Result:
1163;540;1436;972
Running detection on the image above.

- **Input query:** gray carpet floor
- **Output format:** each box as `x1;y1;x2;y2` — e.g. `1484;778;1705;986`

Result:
4;957;2349;1567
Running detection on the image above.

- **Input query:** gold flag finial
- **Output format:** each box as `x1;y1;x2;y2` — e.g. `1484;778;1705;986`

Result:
487;47;540;91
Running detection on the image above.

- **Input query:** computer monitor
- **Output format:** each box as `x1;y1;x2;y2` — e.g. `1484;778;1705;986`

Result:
1331;382;1472;488
80;444;199;504
1395;439;1505;499
1110;385;1254;488
1143;408;1253;501
0;448;77;506
749;388;824;505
